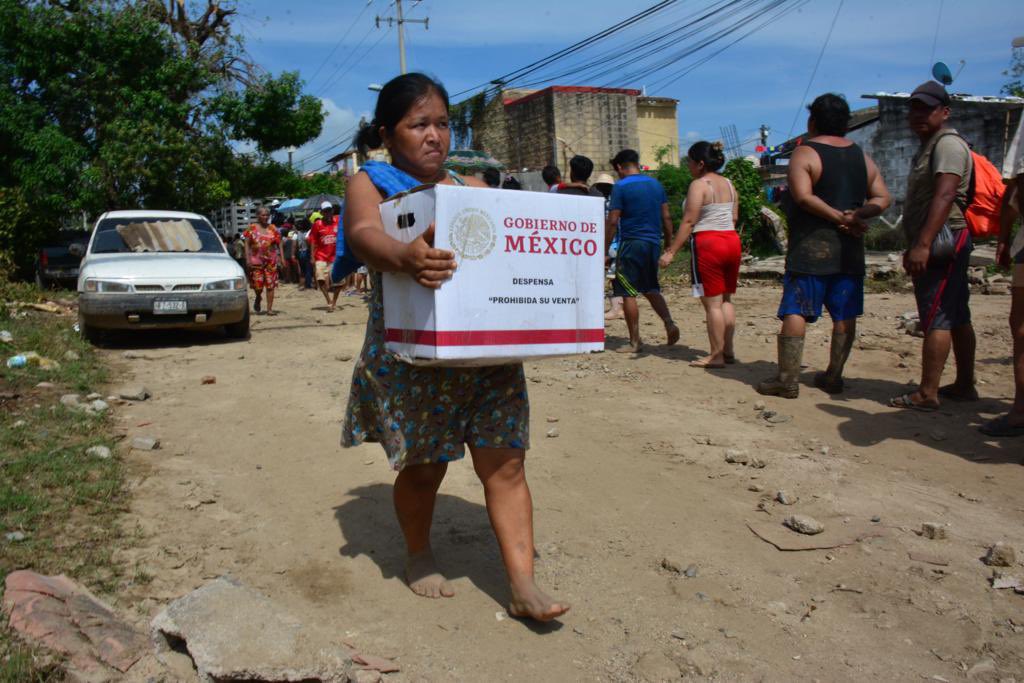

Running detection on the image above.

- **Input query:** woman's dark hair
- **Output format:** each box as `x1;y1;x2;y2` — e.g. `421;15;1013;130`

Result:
807;93;850;136
687;141;726;172
354;73;450;154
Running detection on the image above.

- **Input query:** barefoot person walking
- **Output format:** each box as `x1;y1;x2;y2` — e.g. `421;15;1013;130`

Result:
340;73;569;622
660;141;740;368
243;207;285;316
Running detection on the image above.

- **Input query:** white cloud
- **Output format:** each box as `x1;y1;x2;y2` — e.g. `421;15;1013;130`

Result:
270;98;366;172
684;130;701;141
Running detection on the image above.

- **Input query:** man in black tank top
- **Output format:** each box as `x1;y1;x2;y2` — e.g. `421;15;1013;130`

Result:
758;94;891;398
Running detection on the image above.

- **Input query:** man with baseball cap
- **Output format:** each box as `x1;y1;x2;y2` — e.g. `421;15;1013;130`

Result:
890;81;976;411
308;200;342;312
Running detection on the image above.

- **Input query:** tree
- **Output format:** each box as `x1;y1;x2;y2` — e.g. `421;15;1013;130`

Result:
0;0;325;275
1003;47;1024;98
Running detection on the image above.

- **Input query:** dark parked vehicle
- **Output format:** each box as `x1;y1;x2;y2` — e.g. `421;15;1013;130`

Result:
36;231;90;289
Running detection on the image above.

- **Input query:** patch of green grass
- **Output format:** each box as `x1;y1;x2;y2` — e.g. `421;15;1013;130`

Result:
0;291;127;680
0;305;106;393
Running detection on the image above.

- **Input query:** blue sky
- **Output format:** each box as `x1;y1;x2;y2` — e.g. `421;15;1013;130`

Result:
233;0;1022;171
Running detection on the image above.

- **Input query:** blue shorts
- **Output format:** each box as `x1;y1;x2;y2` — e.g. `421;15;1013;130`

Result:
612;239;661;297
777;272;864;323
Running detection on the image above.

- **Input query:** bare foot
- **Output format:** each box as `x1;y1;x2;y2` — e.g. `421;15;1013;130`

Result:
508;578;569;622
615;340;643;354
604;309;624;321
405;551;454;599
665;322;680;346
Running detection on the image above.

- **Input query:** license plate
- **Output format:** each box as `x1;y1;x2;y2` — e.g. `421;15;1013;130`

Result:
153;300;187;314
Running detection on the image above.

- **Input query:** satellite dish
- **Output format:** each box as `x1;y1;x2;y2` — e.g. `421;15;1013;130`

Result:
932;62;953;85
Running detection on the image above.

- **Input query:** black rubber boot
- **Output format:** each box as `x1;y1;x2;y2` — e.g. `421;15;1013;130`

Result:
813;332;854;394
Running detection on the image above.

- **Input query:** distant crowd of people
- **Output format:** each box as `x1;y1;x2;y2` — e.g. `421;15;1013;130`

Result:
223;200;370;316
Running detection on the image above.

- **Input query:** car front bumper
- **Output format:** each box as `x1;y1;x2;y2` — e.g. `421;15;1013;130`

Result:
79;291;247;330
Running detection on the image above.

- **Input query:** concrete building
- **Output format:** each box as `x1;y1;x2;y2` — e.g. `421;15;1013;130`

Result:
637;96;680;169
469;86;679;176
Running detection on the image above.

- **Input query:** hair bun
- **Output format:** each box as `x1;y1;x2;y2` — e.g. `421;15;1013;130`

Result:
710;141;724;154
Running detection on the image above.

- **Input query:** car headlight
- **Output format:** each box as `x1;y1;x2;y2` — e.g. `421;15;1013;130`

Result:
84;279;132;293
204;277;245;291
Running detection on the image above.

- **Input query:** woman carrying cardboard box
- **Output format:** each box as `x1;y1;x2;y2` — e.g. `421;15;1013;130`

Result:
339;73;569;623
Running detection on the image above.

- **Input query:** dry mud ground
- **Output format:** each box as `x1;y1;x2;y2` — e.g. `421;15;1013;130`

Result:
107;282;1023;682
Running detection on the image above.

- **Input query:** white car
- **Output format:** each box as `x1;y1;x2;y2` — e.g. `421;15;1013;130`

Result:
77;210;249;342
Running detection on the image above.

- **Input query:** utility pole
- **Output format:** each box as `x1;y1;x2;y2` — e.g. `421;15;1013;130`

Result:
376;0;429;75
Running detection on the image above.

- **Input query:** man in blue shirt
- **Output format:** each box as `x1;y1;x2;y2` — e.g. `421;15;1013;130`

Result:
605;149;679;353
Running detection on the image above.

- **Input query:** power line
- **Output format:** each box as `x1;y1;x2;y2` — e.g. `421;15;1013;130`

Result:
786;0;844;138
928;0;945;67
307;1;377;90
318;26;393;98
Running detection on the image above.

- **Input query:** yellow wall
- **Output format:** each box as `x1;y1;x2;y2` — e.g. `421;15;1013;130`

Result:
637;100;679;170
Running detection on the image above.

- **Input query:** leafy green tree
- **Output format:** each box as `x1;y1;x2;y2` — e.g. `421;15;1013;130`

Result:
1003;47;1024;98
0;0;325;275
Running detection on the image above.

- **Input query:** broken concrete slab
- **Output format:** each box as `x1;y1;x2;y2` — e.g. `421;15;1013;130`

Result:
151;576;353;683
3;570;148;675
117;385;151;401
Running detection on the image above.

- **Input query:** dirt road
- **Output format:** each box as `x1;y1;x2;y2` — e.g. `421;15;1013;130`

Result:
107;282;1023;682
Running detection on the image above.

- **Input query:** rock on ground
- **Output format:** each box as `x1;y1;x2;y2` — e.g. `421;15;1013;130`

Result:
150;576;353;683
982;543;1016;567
784;515;825;535
131;436;160;451
118;385;151;401
3;570;148;675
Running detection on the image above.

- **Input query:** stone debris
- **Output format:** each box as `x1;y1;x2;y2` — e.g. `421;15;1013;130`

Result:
3;570;148;674
921;523;947;540
201;375;217;385
118;385;151;401
763;411;792;424
546;427;560;438
63;350;80;361
776;490;795;505
5;531;27;542
546;416;559;423
991;574;1023;590
88;399;109;413
753;400;766;411
982;543;1016;567
684;564;698;578
966;657;997;679
131;436;160;451
151;577;353;683
724;449;749;465
335;353;353;362
60;394;82;408
86;392;101;400
85;445;112;460
784;515;825;535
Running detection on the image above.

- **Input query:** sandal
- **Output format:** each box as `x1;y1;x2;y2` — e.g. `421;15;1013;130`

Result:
266;310;279;316
888;393;939;412
723;353;737;365
979;414;1024;438
690;358;725;369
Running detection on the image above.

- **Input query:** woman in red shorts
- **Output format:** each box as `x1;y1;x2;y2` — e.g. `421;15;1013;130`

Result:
243;207;285;315
660;141;740;368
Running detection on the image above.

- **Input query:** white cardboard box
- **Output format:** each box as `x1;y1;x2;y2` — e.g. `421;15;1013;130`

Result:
379;184;605;364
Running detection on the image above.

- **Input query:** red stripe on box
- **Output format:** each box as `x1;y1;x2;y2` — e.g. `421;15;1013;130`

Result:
386;328;605;346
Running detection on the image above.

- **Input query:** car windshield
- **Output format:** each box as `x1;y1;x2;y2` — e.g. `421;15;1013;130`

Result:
90;217;224;254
